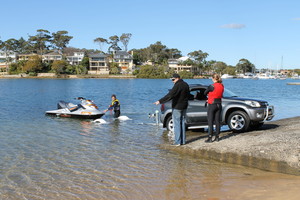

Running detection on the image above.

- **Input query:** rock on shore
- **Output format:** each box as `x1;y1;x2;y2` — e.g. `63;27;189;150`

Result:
164;117;300;175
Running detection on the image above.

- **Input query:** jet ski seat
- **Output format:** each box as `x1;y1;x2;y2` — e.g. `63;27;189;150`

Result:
58;101;79;112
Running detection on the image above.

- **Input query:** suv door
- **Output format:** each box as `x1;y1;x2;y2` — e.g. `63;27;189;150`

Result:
185;88;208;125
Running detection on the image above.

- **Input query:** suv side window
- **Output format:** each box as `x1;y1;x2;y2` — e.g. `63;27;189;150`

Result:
190;89;207;101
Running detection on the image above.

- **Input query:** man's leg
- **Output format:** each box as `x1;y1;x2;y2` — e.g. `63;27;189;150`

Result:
180;109;186;145
172;109;182;145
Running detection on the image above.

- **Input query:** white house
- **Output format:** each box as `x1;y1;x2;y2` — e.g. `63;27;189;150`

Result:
168;56;198;74
112;51;134;74
66;52;85;65
0;50;18;72
42;52;62;63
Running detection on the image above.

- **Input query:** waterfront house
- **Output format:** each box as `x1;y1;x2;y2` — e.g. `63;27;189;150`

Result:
42;52;63;63
0;50;18;72
18;53;39;61
88;51;134;75
168;56;198;74
111;51;134;74
88;53;109;74
66;52;84;65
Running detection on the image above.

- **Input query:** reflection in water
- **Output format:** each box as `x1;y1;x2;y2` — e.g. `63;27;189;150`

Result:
80;121;93;135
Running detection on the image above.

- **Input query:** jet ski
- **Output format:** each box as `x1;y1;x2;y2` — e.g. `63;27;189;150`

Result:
46;97;105;119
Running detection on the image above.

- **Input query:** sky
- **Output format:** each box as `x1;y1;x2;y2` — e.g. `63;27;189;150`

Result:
1;0;300;69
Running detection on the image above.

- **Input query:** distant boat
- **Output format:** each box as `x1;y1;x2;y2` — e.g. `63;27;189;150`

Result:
256;73;271;79
242;73;255;79
291;75;299;80
221;74;234;79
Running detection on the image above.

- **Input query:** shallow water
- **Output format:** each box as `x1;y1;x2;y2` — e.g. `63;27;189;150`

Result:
0;78;300;199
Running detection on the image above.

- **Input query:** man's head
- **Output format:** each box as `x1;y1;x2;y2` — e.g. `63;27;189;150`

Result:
171;73;180;83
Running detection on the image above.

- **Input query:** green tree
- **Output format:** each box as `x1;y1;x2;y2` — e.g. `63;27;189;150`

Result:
93;37;108;52
213;61;227;74
17;37;29;53
224;65;236;75
108;35;121;52
28;29;51;55
23;55;43;74
165;48;182;59
136;65;167;78
51;60;68;74
109;62;120;74
80;56;90;70
120;33;132;51
51;30;73;54
178;70;194;79
236;58;255;74
3;38;19;52
188;50;209;75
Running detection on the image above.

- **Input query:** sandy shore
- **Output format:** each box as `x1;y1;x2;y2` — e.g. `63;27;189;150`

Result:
163;117;300;175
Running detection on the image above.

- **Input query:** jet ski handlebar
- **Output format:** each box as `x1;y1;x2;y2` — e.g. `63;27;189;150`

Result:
75;97;86;100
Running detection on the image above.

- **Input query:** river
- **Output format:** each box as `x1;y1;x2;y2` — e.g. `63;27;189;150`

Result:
0;78;299;200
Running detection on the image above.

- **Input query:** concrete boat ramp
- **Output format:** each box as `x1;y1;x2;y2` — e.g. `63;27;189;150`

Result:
161;117;300;175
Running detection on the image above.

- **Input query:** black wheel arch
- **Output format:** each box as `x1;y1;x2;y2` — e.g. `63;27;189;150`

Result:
224;107;248;124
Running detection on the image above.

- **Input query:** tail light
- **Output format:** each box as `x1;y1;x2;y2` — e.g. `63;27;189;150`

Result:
160;104;165;111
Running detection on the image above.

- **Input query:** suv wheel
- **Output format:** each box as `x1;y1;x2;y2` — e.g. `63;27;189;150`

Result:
227;111;250;133
166;115;174;131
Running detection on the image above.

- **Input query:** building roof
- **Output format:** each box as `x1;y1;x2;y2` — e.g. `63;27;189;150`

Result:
88;53;107;58
178;56;190;61
43;52;62;56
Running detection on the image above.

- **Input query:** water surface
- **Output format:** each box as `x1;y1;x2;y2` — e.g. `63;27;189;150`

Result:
0;78;300;199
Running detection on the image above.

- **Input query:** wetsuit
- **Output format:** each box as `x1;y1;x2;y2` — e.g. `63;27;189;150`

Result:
108;99;120;118
204;83;224;138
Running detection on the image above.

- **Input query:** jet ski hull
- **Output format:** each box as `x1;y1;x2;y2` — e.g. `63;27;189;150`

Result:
45;109;105;119
46;111;104;119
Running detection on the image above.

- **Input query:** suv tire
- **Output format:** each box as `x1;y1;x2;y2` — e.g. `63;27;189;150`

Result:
166;115;174;131
227;111;250;133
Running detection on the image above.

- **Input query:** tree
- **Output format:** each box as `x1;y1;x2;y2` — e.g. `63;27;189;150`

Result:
165;48;182;59
236;58;255;74
108;35;121;52
80;56;90;70
188;50;209;63
136;65;167;78
94;37;108;52
51;60;68;74
3;38;19;52
109;62;120;74
178;70;193;79
23;55;43;74
224;65;236;75
51;30;73;54
188;50;209;75
213;61;227;74
17;37;29;53
120;33;132;51
28;29;51;55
